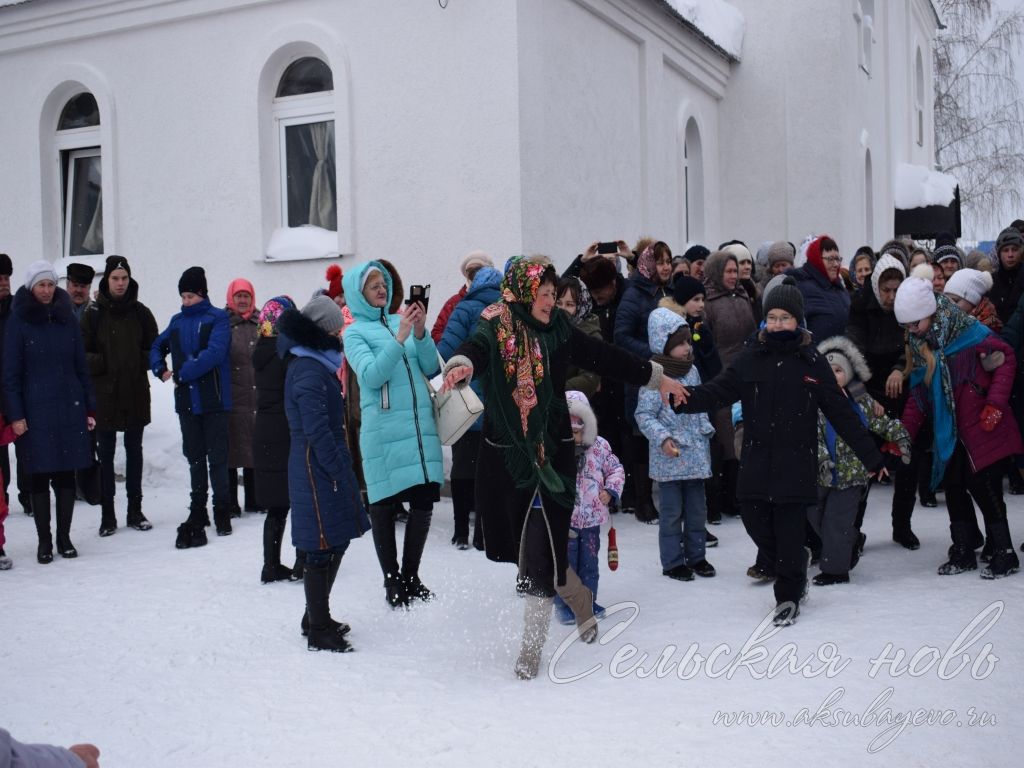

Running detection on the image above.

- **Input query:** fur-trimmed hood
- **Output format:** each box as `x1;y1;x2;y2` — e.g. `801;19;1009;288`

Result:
12;285;75;325
566;390;597;447
276;307;342;357
817;335;872;383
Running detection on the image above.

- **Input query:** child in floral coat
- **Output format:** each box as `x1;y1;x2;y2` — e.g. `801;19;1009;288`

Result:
554;390;624;624
812;336;911;585
636;308;716;581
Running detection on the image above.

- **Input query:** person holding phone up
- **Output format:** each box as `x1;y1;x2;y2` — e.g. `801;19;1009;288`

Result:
341;262;444;609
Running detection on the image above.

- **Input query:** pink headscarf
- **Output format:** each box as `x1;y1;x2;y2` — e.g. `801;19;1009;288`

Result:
226;278;256;320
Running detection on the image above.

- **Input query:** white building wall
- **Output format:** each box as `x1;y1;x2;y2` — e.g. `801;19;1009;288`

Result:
0;0;523;322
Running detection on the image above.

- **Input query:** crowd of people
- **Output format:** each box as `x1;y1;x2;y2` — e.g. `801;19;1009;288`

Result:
3;223;1024;679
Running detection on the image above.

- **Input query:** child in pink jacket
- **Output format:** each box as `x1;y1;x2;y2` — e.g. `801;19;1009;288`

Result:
554;391;625;624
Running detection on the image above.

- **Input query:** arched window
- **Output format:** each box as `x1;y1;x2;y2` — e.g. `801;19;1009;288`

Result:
273;56;336;230
682;117;705;244
56;92;103;257
915;47;925;146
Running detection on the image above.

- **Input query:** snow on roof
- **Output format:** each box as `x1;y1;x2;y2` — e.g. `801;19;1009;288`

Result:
661;0;744;60
894;162;958;210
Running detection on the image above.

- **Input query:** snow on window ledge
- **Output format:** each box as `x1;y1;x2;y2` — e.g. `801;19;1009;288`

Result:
894;163;958;210
265;225;341;262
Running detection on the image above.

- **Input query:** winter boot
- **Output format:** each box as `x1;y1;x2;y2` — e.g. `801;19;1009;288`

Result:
55;487;78;559
126;495;152;531
514;595;553;680
301;552;350;636
0;548;11;570
891;505;920;550
32;492;53;563
303;559;353;653
20;491;32;517
292;549;305;581
177;505;208;549
370;505;408;608
213;504;233;536
98;499;117;537
242;469;261;512
981;518;1020;579
261;509;293;583
633;470;658;524
554;567;598;643
773;601;800;627
813;572;850;586
938;522;978;575
401;508;434;602
719;459;740;517
704;473;722;524
228;469;242;518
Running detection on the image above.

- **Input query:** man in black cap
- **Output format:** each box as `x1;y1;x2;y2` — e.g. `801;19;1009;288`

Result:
81;255;159;536
66;262;96;321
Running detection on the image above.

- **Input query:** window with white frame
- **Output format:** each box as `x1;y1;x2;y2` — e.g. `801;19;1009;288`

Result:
273;57;336;231
57;92;103;257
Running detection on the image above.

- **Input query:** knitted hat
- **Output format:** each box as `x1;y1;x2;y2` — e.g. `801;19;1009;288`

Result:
178;266;208;297
325;264;343;299
721;242;753;264
460;250;493;280
683;244;709;263
766;240;795;269
672;275;706;307
302;295;345;335
754;240;773;268
66;262;95;285
761;276;804;325
870;254;907;306
996;227;1024;253
761;273;789;311
933;244;964;268
257;295;296;338
24;260;57;290
0;253;13;277
893;264;938;323
878;239;911;266
943;268;993;307
103;255;131;280
817;336;872;384
579;256;618;293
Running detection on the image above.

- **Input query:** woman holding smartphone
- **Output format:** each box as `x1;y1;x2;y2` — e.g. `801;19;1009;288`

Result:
341;261;444;609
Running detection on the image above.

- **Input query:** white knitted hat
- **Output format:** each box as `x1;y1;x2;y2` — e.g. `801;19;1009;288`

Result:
894;264;938;324
943;268;993;308
24;260;57;290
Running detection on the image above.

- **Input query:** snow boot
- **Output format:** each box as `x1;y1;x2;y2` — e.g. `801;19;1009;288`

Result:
304;559;353;653
691;559;716;578
20;491;32;517
813;572;850;586
291;549;305;581
369;505;408;608
54;487;77;559
554;567;598;643
664;563;694;581
301;552;350;636
746;564;775;582
32;491;53;564
705;530;718;548
126;495;152;531
938;522;978;575
772;601;800;627
633;469;658;524
514;595;553;680
242;469;261;512
0;548;11;570
213;503;233;536
401;508;434;602
99;499;117;537
261;508;293;583
891;499;919;549
981;518;1020;579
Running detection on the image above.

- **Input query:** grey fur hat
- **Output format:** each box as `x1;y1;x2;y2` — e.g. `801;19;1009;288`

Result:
817;335;872;384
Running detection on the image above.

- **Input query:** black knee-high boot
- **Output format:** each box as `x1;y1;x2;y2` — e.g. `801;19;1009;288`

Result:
402;508;434;601
301;551;351;637
227;469;242;517
55;487;78;559
261;508;294;583
32;491;53;564
303;557;353;652
243;468;260;512
369;504;407;608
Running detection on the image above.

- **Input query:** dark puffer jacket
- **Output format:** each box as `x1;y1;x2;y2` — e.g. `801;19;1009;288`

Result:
676;329;882;505
279;309;368;551
988;264;1024;323
845;286;906;415
788;262;851;342
614;271;670;425
3;287;96;473
251;334;291;509
80;279;158;431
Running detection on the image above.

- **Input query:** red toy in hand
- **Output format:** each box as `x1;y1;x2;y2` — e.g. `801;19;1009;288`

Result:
980;405;1003;432
607;527;618;571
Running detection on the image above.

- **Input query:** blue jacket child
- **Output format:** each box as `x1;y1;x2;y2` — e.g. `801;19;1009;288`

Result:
635;307;716;580
150;267;234;545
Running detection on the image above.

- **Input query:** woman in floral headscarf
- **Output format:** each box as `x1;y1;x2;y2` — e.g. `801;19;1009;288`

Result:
442;256;685;680
896;271;1021;579
251;295;301;583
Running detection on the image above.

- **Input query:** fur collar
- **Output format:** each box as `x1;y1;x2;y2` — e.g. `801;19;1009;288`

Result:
12;285;74;325
276;308;342;354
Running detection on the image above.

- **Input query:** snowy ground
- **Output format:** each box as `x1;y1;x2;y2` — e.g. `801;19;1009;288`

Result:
4;384;1024;767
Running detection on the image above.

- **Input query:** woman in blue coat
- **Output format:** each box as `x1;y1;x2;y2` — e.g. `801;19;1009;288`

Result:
342;261;444;609
279;296;368;653
438;265;501;550
3;261;96;563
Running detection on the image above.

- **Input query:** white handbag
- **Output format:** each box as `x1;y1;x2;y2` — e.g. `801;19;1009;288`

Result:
426;354;484;446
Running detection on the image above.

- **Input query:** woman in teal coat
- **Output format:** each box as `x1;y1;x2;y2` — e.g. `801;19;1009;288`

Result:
342;261;444;608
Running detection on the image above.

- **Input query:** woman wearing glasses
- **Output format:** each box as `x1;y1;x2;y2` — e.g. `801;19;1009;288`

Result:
787;235;851;342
